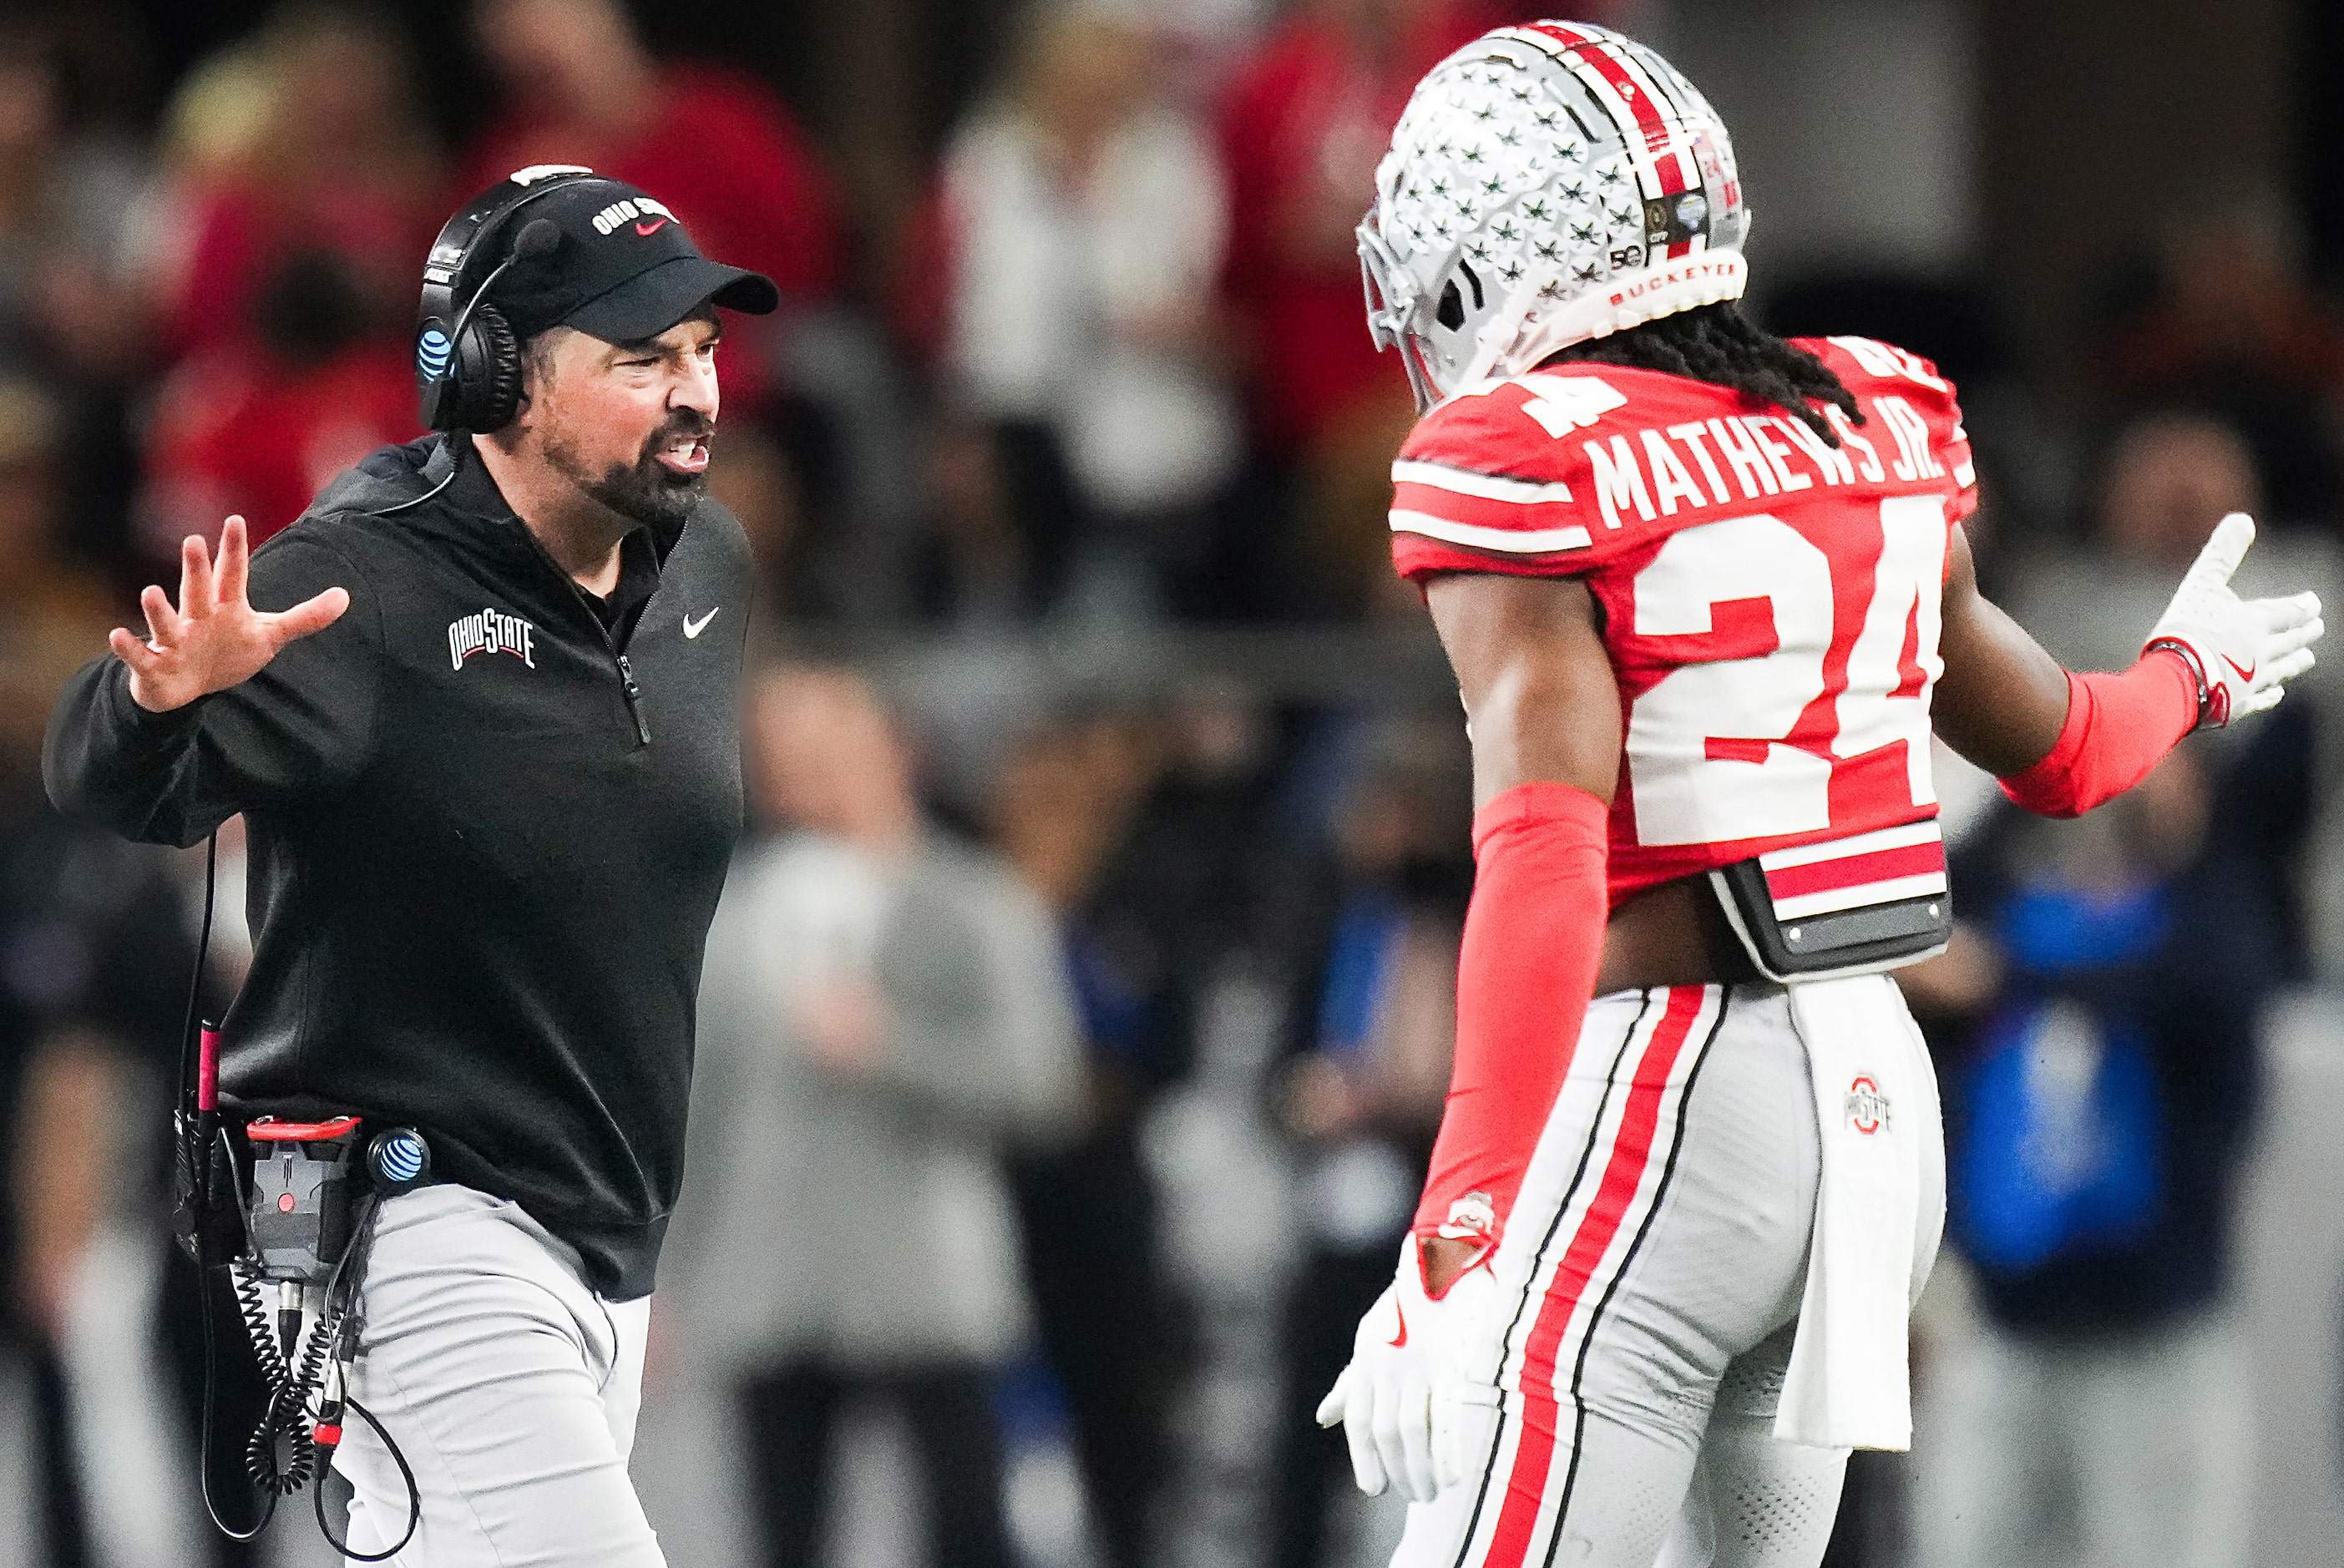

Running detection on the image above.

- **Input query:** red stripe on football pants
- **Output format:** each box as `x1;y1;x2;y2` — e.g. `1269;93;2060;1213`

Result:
1481;984;1708;1568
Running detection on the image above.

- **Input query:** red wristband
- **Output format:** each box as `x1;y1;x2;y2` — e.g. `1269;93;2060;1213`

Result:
1998;650;2198;819
1415;781;1610;1252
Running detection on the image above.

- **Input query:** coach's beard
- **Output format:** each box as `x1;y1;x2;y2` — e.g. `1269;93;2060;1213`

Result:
555;412;714;529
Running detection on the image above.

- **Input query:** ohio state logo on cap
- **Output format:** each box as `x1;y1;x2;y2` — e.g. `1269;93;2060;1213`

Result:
589;195;677;237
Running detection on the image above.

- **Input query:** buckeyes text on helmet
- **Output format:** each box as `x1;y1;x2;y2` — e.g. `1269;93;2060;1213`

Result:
1359;21;1749;412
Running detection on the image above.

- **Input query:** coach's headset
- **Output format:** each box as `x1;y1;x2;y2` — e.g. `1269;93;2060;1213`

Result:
412;164;612;434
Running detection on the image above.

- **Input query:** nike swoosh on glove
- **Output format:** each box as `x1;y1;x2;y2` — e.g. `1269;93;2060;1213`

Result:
1314;1244;1501;1503
2144;513;2324;727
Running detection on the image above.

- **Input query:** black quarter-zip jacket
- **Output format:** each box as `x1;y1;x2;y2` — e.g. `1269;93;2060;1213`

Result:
43;435;749;1297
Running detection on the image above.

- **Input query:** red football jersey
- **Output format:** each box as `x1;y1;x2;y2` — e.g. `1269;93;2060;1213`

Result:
1390;337;1979;903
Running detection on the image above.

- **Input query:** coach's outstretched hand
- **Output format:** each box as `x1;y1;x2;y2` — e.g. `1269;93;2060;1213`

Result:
110;517;349;713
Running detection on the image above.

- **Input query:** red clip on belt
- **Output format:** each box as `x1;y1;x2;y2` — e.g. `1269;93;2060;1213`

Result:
245;1116;362;1143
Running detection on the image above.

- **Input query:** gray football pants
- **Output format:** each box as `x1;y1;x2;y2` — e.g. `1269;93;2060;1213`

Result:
327;1183;663;1565
1390;982;1944;1568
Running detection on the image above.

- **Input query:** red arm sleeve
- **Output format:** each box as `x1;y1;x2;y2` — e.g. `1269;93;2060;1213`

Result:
1998;650;2200;818
1414;781;1609;1262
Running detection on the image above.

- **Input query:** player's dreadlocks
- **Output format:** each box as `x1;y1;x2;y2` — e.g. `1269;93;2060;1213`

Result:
1542;302;1862;446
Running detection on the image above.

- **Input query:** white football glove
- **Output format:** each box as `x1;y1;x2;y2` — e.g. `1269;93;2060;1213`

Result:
1314;1241;1501;1503
2144;513;2323;727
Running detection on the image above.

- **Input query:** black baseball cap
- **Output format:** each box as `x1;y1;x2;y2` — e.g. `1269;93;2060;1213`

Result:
484;175;779;342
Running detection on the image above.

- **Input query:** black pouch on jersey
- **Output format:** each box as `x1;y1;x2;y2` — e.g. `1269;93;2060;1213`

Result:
1709;821;1953;983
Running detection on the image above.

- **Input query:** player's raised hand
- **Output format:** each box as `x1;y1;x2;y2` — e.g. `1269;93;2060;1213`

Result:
109;518;349;713
2144;513;2323;728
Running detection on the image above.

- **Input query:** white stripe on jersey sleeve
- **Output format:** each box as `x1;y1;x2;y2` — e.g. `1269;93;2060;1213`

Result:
1390;509;1592;554
1391;459;1577;504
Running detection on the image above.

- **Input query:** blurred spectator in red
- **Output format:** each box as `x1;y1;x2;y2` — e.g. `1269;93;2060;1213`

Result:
1212;0;1531;614
141;3;443;367
903;5;1238;622
139;247;420;553
463;0;845;418
132;4;437;554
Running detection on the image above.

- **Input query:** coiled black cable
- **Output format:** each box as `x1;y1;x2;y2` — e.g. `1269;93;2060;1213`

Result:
234;1262;341;1498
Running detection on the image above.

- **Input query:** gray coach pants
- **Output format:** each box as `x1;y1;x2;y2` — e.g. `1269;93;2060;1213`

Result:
327;1184;663;1565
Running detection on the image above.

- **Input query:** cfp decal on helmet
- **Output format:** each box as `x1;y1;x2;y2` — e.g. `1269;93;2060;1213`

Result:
1359;20;1749;412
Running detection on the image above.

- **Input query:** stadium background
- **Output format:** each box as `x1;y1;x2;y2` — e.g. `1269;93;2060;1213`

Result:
1;0;2341;1564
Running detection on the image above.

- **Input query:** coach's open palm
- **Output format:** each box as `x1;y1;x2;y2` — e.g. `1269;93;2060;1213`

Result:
110;517;349;712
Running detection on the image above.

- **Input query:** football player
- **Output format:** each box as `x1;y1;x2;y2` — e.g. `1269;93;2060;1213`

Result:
1315;22;2322;1568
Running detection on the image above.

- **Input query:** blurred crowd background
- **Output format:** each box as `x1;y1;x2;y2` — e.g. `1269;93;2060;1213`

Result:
3;0;2344;1565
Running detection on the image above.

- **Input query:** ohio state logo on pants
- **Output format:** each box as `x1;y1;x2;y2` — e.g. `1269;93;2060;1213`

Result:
1845;1075;1891;1135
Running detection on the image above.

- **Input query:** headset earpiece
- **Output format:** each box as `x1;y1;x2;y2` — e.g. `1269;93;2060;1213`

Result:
413;168;599;433
455;304;524;433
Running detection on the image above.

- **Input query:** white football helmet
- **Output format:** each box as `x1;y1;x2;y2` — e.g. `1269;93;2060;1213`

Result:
1359;21;1750;412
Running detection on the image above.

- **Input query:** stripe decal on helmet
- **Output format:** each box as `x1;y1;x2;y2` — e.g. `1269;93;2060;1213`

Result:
1516;23;1704;258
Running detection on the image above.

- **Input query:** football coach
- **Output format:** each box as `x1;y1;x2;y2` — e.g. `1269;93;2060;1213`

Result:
43;168;776;1563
